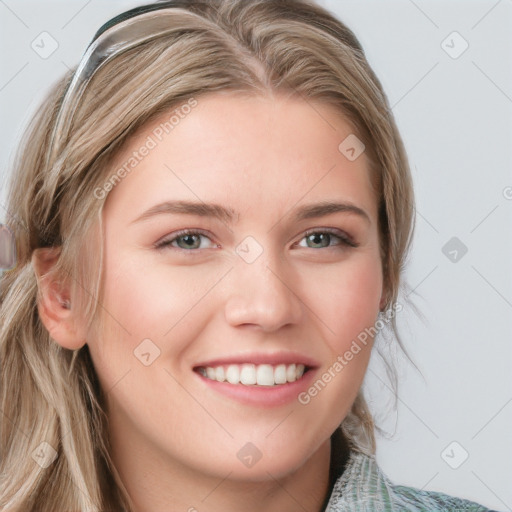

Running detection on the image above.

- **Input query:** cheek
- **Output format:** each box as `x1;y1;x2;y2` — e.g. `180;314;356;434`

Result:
298;252;383;351
92;247;223;365
294;255;382;425
336;260;382;328
86;248;212;422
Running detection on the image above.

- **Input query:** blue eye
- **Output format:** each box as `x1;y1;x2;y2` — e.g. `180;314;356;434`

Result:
155;230;216;250
297;229;358;249
155;228;358;252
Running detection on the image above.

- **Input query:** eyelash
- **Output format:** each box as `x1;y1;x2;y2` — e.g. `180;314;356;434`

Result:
154;228;359;252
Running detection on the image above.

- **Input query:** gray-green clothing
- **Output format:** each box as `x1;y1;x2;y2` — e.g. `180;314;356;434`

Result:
325;450;496;512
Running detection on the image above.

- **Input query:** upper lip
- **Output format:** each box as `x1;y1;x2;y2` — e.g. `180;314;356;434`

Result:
193;351;320;369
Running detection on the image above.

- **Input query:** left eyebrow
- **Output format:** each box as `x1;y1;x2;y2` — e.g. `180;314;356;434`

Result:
293;201;371;224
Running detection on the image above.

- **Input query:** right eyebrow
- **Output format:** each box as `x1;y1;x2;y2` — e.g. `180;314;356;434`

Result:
130;200;236;225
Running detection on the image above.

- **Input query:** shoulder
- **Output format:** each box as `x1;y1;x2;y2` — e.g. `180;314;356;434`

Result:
325;451;497;512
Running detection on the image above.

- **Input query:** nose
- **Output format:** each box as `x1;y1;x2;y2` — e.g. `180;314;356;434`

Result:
223;248;303;332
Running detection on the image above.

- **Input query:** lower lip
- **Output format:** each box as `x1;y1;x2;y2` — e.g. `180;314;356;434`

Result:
195;368;318;408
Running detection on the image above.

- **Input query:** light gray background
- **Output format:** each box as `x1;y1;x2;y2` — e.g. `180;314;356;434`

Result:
0;0;511;510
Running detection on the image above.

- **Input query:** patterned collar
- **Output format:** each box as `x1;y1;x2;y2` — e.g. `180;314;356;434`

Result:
324;449;494;511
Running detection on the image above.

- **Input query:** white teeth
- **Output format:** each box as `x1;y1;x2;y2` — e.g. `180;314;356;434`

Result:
274;364;287;384
240;364;257;385
256;364;274;386
198;363;307;386
215;366;225;382
286;363;297;383
225;364;240;384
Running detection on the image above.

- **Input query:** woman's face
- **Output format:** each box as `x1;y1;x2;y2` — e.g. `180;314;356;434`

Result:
87;92;383;481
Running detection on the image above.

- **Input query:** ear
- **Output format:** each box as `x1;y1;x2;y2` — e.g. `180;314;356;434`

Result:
32;247;87;350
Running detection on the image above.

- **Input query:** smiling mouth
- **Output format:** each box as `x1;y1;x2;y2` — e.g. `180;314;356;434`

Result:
194;363;310;387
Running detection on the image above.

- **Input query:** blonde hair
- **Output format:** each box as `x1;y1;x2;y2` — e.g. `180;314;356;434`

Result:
0;0;415;510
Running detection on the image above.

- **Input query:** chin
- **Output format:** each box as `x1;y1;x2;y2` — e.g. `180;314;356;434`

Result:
176;436;315;484
225;454;310;483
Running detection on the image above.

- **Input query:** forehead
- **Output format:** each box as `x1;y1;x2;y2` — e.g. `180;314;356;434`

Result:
103;92;377;223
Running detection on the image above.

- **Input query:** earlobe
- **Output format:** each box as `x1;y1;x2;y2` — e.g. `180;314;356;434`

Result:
32;247;87;350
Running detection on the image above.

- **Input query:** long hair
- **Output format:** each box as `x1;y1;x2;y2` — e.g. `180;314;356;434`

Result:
0;0;415;510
